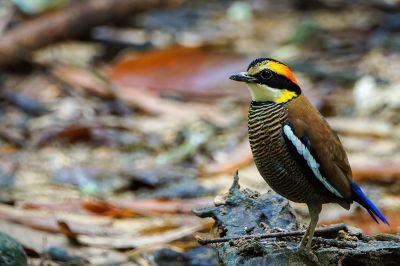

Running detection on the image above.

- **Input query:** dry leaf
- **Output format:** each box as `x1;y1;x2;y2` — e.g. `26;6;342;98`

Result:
114;198;213;215
82;200;138;218
78;221;211;249
352;162;400;183
321;208;399;235
110;46;248;101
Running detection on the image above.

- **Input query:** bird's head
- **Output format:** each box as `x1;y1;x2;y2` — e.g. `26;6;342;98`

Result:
230;58;301;103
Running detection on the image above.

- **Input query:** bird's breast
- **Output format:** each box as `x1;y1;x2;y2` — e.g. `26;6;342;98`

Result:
248;101;312;203
248;101;287;160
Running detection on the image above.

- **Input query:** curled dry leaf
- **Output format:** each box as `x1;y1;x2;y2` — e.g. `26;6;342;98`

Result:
82;200;139;218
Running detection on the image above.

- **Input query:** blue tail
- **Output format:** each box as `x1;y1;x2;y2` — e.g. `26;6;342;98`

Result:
351;183;389;225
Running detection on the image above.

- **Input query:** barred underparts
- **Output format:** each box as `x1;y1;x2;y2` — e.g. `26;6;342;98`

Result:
248;101;337;204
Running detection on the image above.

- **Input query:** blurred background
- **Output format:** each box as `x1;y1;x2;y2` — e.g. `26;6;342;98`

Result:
0;0;399;265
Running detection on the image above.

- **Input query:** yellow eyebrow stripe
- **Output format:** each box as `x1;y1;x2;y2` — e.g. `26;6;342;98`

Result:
247;61;299;87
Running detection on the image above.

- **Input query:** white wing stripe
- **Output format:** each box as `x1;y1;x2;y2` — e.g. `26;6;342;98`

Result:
283;125;343;198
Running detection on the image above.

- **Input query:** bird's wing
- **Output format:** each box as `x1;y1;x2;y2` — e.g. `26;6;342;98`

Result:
285;95;353;200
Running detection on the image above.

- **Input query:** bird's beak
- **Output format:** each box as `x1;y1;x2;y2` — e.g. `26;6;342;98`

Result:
229;72;258;83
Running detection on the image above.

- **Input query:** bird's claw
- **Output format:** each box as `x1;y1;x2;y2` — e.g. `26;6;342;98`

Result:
297;249;319;265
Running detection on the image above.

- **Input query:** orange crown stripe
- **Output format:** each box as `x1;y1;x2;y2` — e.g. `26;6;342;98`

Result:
267;61;299;86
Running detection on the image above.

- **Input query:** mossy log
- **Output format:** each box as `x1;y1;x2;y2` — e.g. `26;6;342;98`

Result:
193;173;400;266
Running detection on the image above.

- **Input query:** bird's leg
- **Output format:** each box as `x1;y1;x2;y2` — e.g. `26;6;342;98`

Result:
305;203;322;250
298;203;322;251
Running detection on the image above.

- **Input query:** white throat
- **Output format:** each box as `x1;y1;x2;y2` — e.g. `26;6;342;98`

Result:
246;83;281;102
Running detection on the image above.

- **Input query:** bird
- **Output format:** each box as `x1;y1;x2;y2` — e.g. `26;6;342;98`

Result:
229;58;389;251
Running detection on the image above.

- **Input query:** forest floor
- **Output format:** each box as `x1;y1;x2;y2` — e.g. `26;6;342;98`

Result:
0;0;399;265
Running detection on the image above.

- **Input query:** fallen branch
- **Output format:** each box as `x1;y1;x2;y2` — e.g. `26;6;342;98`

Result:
196;223;348;245
0;0;182;67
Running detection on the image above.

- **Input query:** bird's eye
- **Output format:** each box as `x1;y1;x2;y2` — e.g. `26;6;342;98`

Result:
259;69;272;81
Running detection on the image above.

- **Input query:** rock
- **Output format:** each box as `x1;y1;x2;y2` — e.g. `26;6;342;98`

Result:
153;246;217;266
45;247;87;264
0;232;28;266
193;173;400;266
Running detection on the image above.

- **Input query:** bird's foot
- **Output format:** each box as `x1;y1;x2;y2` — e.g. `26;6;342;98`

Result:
297;247;318;265
297;244;310;253
298;233;313;251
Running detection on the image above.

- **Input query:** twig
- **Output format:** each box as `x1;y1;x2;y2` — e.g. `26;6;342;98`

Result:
196;223;348;245
57;220;81;246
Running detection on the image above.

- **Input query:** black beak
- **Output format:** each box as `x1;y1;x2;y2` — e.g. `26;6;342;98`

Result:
229;72;258;83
